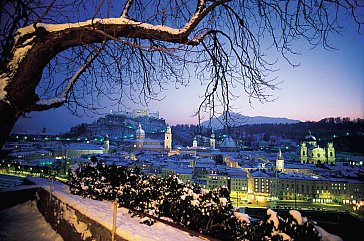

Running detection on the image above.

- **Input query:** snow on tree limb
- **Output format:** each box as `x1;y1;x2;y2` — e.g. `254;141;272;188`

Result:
0;37;34;103
0;76;8;102
1;1;226;104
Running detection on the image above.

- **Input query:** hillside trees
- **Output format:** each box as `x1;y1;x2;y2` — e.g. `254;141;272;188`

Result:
0;0;362;147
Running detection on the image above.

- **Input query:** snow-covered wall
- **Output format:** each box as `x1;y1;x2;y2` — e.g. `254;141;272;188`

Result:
27;177;207;241
36;188;119;241
1;179;208;241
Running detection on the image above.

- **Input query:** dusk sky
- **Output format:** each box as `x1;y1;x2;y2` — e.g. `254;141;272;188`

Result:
13;16;364;134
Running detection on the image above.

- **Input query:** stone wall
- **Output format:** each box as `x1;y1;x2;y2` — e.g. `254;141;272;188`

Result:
1;187;126;241
36;188;126;241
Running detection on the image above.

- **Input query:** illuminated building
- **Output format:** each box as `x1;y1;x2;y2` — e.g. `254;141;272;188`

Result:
275;149;284;172
164;126;172;152
206;174;228;190
297;131;335;164
127;123;172;153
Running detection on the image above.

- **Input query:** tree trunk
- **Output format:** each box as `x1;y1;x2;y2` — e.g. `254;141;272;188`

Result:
0;100;18;148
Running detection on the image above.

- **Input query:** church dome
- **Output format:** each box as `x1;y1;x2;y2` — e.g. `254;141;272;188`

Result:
220;136;237;148
136;124;145;135
135;123;145;140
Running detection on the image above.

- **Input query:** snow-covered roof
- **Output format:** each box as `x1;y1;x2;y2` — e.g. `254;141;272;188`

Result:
127;138;163;143
195;164;214;168
230;175;247;179
59;143;103;150
220;136;237;148
8;150;51;156
175;168;193;174
68;157;90;162
284;163;317;169
277;172;317;180
142;144;164;149
251;170;273;178
195;157;215;164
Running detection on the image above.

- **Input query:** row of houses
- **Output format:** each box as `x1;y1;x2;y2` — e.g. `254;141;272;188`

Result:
2;139;363;207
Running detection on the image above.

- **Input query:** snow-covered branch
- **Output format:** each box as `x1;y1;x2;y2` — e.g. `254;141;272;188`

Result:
16;17;199;47
180;0;231;44
2;0;229;104
1;3;227;107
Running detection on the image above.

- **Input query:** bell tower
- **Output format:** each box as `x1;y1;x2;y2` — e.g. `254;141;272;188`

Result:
327;142;335;164
299;142;308;163
164;125;172;151
276;149;284;172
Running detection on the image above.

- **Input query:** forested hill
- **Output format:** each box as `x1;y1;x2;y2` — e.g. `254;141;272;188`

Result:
234;118;363;139
172;118;364;153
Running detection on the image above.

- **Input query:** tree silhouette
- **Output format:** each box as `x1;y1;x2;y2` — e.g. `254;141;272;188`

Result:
0;0;362;147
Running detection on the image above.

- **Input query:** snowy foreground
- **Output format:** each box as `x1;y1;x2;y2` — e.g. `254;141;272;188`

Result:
26;177;207;241
1;177;343;241
0;200;64;241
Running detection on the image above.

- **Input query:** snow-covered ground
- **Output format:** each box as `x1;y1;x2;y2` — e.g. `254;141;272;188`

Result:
0;174;24;190
0;200;64;241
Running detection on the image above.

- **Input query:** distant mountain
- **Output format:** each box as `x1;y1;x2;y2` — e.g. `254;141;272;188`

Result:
200;112;300;130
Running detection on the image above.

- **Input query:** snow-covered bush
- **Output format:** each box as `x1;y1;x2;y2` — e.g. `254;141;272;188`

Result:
68;159;333;241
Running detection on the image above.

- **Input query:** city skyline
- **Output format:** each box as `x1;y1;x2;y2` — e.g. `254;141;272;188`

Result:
13;16;364;134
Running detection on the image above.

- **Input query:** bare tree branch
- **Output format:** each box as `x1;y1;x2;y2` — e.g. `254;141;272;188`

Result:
31;39;107;111
121;0;134;18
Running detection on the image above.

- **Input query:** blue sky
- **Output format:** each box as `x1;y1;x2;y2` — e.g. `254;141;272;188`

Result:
13;8;364;134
